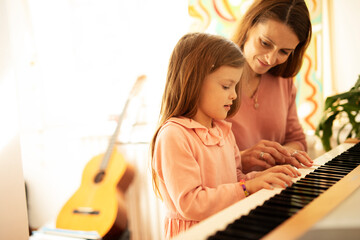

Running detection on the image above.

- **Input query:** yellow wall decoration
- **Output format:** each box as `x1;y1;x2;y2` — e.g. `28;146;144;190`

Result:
189;0;323;132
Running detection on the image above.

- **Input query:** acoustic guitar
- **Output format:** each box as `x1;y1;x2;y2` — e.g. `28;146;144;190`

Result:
56;76;145;238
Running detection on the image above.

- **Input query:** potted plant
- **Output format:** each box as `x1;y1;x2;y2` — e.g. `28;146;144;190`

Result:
315;75;360;151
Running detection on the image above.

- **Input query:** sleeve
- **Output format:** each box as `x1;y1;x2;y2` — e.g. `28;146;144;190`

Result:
232;132;258;181
155;125;245;221
285;80;307;151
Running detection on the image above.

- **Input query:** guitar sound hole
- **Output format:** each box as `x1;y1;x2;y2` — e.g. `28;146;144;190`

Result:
94;171;105;183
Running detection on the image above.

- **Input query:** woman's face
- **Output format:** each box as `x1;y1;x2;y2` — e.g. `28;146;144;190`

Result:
243;19;300;75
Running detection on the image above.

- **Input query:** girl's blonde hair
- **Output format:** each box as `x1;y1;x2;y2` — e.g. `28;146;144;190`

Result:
150;32;245;198
232;0;312;78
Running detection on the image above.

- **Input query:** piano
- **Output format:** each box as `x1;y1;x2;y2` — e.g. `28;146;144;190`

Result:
173;142;360;240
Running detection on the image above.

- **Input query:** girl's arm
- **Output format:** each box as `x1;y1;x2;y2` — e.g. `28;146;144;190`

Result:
155;125;246;221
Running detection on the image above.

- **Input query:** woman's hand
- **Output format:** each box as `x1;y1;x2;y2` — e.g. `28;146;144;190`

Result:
245;165;300;194
283;146;313;168
240;140;291;172
240;140;313;172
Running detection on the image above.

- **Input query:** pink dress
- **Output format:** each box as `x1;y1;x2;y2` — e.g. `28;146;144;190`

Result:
228;73;307;156
153;117;257;239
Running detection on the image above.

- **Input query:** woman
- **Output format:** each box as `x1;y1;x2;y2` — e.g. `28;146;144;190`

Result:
228;0;313;173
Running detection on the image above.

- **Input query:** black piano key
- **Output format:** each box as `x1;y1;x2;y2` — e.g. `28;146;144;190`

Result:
232;215;279;229
258;204;299;215
321;163;353;170
208;232;243;240
315;165;347;172
318;164;352;172
250;205;297;218
263;197;306;209
325;161;358;169
292;182;329;191
246;210;287;223
272;193;313;203
305;173;342;181
307;171;344;179
296;179;334;188
289;183;326;192
299;176;338;185
316;166;352;174
314;168;349;176
227;220;270;234
281;187;320;198
276;191;315;203
210;228;264;240
293;181;329;190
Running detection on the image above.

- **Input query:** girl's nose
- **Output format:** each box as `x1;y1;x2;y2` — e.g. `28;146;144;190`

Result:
230;89;237;100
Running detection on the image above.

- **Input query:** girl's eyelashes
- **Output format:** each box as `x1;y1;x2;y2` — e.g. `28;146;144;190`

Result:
222;85;230;90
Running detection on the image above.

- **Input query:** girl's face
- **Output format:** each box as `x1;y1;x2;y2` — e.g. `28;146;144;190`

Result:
243;19;300;75
194;65;242;129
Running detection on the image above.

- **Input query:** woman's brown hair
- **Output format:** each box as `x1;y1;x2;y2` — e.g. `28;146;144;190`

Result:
150;32;245;198
232;0;312;77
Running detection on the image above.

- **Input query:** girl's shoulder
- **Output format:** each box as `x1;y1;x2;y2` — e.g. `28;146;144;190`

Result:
157;117;198;137
158;117;233;146
161;117;232;133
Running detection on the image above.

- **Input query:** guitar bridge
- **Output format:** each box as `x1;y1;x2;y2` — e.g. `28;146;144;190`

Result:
73;207;100;215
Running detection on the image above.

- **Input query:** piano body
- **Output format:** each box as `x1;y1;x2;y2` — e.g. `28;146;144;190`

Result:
173;142;360;240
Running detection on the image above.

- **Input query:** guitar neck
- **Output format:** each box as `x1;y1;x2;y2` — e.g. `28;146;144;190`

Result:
100;75;146;171
100;99;131;171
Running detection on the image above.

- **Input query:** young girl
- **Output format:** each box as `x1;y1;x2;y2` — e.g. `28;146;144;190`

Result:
150;32;300;239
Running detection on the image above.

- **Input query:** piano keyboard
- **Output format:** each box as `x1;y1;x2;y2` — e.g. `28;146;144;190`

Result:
173;142;360;240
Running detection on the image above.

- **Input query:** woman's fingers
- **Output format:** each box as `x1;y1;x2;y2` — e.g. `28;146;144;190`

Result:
262;140;291;158
292;150;313;167
254;140;290;165
258;151;276;166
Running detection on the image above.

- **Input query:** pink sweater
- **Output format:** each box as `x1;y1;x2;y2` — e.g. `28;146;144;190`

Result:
154;117;257;239
228;73;307;152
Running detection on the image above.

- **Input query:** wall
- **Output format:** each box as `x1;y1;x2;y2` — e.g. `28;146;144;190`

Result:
330;0;360;93
0;1;29;239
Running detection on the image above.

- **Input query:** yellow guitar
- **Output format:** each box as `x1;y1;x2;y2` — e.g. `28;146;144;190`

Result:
56;148;128;237
56;76;145;238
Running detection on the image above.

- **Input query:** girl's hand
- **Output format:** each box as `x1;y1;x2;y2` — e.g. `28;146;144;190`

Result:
245;165;299;194
255;164;301;178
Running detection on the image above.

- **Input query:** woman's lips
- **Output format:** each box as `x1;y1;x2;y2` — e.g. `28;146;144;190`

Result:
258;58;270;67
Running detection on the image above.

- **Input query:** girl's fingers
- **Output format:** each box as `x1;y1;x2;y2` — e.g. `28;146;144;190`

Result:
283;165;301;177
269;172;294;187
265;165;301;178
266;175;289;188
